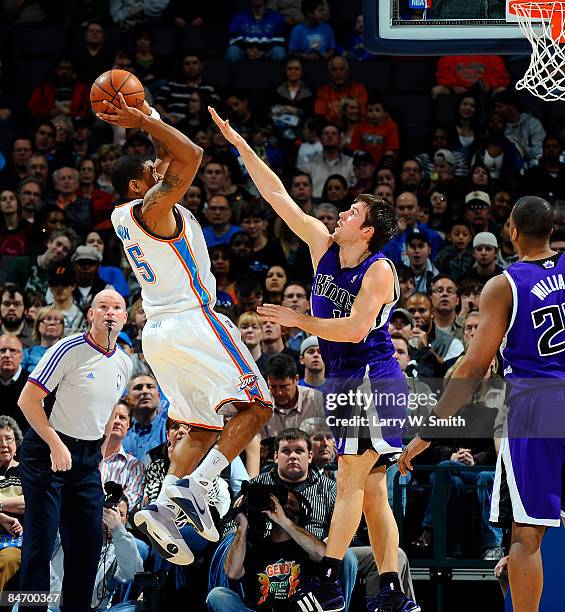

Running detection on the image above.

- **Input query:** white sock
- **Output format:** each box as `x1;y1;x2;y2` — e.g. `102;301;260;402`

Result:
157;474;179;505
190;449;229;488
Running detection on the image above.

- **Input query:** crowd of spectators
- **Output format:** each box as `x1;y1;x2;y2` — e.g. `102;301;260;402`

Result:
0;0;564;609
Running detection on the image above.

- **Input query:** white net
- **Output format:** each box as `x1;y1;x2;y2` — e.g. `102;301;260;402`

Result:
509;1;565;101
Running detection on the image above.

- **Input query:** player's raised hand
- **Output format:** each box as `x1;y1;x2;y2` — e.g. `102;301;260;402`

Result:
96;93;146;128
397;436;430;476
257;304;300;328
208;106;245;147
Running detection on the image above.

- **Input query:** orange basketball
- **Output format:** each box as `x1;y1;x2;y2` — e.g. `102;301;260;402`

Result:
90;69;145;115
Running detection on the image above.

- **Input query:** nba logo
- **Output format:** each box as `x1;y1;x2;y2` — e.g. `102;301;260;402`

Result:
116;374;122;390
238;373;258;391
408;0;431;7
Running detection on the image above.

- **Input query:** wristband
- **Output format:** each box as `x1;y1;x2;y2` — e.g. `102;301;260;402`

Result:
149;106;160;121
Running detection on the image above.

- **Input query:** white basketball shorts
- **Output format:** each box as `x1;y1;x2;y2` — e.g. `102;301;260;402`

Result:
142;308;272;430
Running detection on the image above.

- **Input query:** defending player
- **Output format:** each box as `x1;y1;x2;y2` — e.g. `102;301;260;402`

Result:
209;107;419;612
96;95;272;565
399;196;565;612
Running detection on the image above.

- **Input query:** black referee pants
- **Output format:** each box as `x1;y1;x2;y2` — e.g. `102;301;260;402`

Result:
19;429;105;612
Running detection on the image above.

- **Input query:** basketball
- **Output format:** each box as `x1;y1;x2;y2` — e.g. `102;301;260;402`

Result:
90;69;145;115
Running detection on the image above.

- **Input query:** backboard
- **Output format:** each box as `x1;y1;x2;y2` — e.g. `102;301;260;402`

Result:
363;0;532;55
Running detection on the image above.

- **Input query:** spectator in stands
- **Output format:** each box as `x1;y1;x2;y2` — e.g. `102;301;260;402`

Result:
261;354;324;439
50;492;144;611
267;0;330;25
490;189;514;226
33;121;56;158
396;263;415;308
210;244;237;303
0;285;33;348
314;56;368;124
8;227;77;296
130;27;169;95
0;189;31;256
47;264;86;336
398;158;425;196
235;274;263;315
78;159;114;231
0;134;33;192
48;167;92;237
17;178;43;225
493;88;545;167
498;217;518;268
300;417;335;476
226;0;286;62
240;203;286;277
522;134;565;202
296;117;323;168
202;194;241;248
21;306;64;372
435;218;474;282
467;232;504;283
100;400;145;509
405;228;438;294
289;0;335;60
341;13;373;61
464;191;496;236
0;416;24;593
26;154;50;194
405;292;464;379
298;336;325;389
261;321;300;368
350;94;400;168
430;274;463;340
181;182;205;219
416;126;469;179
338;97;362;150
71;245;114;314
349;150;376;199
281;282;311;352
28;58;90;120
74;21;114;84
25;205;65;256
0;330;30;429
451;93;482;162
264;265;288;305
201;160;226;202
96;144;122;196
289;171;315;215
426;188;451;237
313;203;338;234
320;174;350;211
458;278;484;323
298;123;354;198
431;55;510;99
374;182;394;206
123;373;167;462
238;310;269;378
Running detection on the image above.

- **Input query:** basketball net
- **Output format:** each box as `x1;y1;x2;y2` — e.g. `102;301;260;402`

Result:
508;1;565;101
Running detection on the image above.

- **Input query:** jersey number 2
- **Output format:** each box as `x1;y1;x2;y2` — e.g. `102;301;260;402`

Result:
531;302;565;356
126;244;156;283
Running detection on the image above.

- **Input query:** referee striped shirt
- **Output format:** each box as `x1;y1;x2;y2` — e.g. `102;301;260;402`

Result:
28;333;133;441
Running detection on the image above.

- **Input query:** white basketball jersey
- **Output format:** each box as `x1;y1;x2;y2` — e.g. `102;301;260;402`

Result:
111;200;217;319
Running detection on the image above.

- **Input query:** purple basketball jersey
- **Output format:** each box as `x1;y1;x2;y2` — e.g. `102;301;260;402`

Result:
502;252;565;382
311;243;400;375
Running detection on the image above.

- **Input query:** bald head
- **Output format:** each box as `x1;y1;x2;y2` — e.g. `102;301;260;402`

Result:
92;289;126;310
88;289;128;339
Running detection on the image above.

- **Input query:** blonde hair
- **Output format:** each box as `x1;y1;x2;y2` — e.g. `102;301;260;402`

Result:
33;306;64;341
237;311;263;330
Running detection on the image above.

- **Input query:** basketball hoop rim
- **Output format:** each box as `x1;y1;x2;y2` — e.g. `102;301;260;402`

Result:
508;0;565;20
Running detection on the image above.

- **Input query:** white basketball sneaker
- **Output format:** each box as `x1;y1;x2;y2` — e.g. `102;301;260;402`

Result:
133;502;194;565
165;475;219;542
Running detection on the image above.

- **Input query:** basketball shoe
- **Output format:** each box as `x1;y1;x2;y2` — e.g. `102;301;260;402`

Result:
166;475;219;542
366;589;421;612
133;502;194;565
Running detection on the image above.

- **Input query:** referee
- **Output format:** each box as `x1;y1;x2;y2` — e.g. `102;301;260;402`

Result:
17;289;132;611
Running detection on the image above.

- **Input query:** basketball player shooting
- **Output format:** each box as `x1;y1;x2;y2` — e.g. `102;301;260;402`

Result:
96;95;273;565
209;107;419;612
399;197;565;612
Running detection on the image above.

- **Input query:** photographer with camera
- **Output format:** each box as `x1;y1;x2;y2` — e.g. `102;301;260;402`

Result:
207;428;358;611
49;482;143;611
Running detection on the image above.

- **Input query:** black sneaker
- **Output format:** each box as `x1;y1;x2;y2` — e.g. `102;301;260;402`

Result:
366;589;421;612
295;578;346;612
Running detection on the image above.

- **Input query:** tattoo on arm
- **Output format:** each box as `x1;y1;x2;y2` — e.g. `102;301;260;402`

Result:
153;138;169;160
141;171;186;222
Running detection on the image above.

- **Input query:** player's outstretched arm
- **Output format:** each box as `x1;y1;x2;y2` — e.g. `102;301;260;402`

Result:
398;273;512;475
209;107;331;264
258;260;393;343
97;94;202;232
